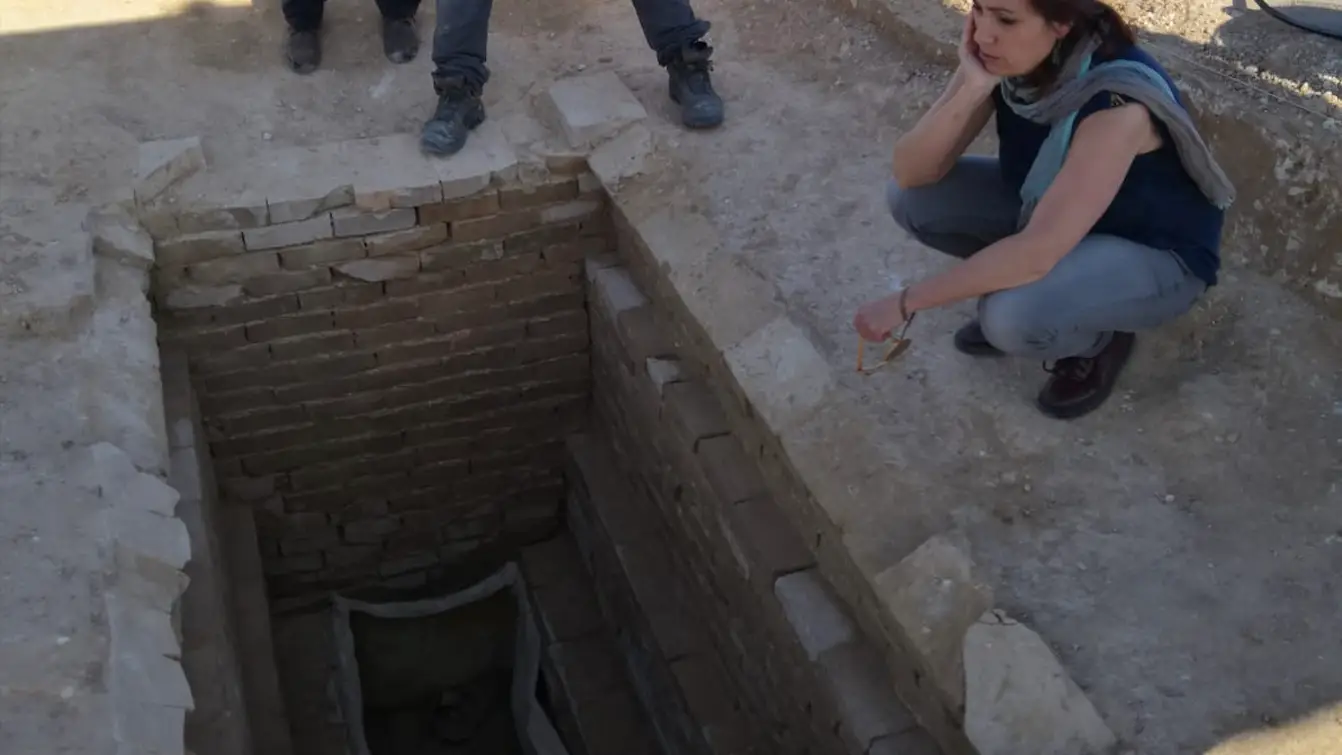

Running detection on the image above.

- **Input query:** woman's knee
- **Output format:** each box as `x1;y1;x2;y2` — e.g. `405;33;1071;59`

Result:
885;179;918;234
978;291;1057;355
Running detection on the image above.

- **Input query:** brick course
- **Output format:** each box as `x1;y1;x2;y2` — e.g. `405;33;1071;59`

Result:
153;173;608;600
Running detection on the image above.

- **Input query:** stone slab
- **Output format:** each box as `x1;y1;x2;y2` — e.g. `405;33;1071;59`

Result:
724;315;834;433
625;205;783;352
588;124;653;189
432;120;521;200
541;71;648;149
774;570;857;661
243;214;333;251
589;265;649;317
873;534;994;715
152;165;270;236
337;134;446;210
332;207;417;237
964;610;1118;755
135;136;206;204
335;255;421;283
816;641;917;752
0;230;96;339
645;357;684;395
86;204;155;271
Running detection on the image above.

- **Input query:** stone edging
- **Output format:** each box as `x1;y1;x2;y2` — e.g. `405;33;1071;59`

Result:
31;183;194;754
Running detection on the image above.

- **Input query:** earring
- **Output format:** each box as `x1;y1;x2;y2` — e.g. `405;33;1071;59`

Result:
1050;41;1063;65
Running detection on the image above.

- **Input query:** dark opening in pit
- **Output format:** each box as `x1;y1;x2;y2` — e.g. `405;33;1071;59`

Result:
352;592;519;754
332;565;570;755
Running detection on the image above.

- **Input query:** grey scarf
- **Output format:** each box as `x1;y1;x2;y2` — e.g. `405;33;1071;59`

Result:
998;34;1236;228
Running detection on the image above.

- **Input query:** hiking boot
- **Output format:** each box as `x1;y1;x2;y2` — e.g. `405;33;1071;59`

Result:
285;28;322;74
1036;332;1135;420
953;320;1004;357
382;17;419;64
667;41;724;129
421;77;485;157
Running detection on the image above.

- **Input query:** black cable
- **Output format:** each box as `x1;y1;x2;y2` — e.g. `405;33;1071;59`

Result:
1250;0;1342;41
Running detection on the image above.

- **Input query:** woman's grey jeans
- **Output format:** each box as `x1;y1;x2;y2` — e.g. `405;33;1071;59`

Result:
888;156;1206;360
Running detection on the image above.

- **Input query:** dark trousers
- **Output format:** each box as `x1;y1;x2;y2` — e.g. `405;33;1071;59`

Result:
283;0;422;31
432;0;710;90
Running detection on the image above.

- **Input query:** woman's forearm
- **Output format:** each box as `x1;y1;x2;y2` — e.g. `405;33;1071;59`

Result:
906;231;1055;313
891;75;995;188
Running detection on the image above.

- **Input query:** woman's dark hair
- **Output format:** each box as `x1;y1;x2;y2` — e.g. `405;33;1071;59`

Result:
1032;0;1136;52
1023;0;1137;86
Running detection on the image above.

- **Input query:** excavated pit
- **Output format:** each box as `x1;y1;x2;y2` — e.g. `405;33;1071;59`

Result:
152;147;934;755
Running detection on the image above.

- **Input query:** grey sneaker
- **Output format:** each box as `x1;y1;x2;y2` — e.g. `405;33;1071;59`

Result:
382;17;419;64
285;28;321;74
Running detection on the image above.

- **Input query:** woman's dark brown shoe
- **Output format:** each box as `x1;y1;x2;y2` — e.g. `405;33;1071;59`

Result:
1036;332;1135;419
953;320;1005;357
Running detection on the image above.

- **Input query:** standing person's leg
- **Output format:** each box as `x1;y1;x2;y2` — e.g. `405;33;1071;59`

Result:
282;0;326;74
421;0;492;156
627;0;723;128
976;234;1206;418
886;155;1023;355
374;0;423;63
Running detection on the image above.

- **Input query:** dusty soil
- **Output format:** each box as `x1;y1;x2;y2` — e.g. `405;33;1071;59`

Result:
2;0;1339;754
1113;0;1342;114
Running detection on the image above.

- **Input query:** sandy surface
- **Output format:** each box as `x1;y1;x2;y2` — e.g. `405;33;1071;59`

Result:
2;0;1340;754
1114;0;1342;114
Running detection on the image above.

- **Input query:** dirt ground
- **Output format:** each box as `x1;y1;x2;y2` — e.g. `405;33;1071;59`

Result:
1111;0;1342;113
2;0;1340;754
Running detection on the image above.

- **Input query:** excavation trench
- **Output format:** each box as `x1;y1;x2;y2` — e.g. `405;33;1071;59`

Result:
153;144;934;755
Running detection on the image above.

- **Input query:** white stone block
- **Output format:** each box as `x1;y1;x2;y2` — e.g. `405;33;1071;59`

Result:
591;266;647;317
243;214;333;251
646;357;684;395
874;534;994;713
964;610;1118;755
816;642;917;751
725;316;834;432
335;255;421;283
135;136;206;204
588;124;652;188
109;505;191;578
86;205;155;271
541;199;602;225
114;697;189;755
86;443;181;517
774;570;856;660
542;71;648;149
335;134;445;210
0;232;96;338
332;207;417;237
270;183;355;225
433;121;521;200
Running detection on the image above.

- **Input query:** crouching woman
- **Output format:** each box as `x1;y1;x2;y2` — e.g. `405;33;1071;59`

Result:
853;0;1235;419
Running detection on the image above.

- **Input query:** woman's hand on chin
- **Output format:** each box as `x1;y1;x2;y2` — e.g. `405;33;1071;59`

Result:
853;293;906;342
958;14;1001;95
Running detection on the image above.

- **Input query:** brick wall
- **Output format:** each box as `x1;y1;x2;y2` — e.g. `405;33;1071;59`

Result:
580;260;937;755
153;172;607;602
